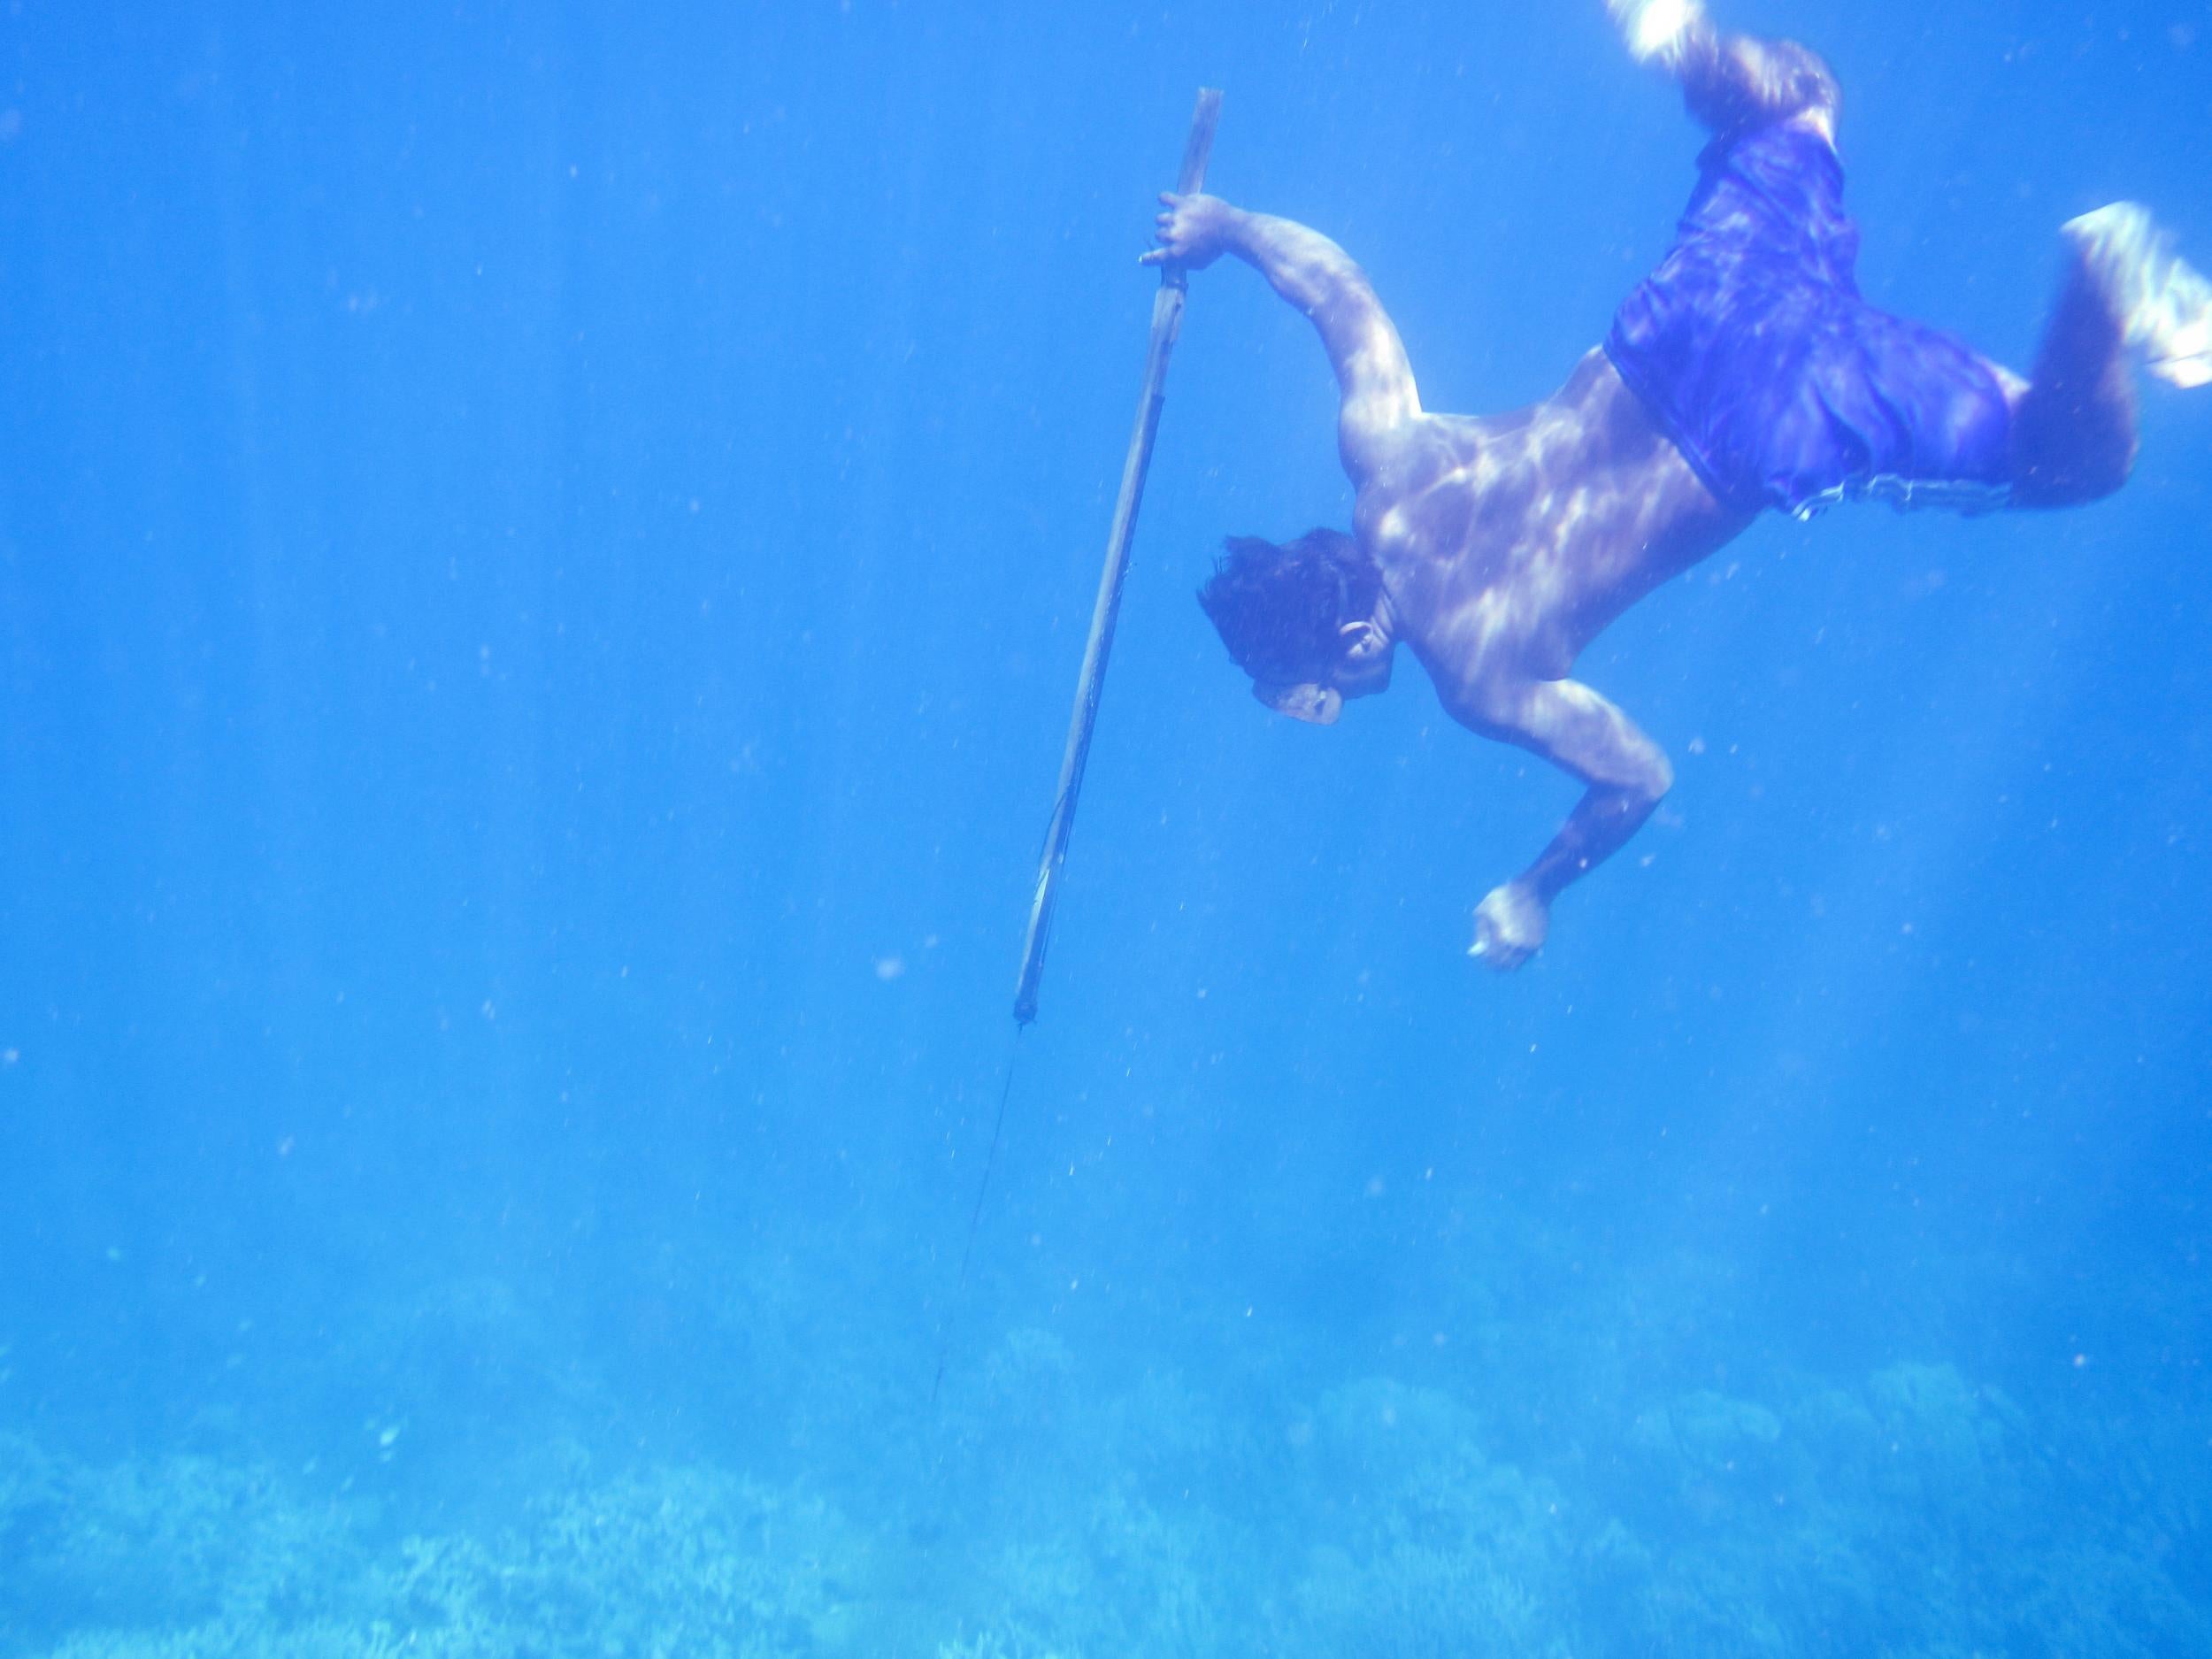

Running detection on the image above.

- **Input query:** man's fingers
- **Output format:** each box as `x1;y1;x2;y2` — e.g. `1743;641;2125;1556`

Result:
1142;191;1199;268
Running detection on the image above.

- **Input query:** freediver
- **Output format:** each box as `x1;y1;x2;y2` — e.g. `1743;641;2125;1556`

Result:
1143;0;2211;968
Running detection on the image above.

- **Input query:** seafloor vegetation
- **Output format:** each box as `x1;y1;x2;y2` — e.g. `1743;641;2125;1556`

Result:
4;1279;2207;1659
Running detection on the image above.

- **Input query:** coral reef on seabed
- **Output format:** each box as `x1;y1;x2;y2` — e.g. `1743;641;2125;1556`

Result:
1265;1375;1576;1659
4;1443;865;1659
925;1329;1239;1659
926;1340;2208;1659
4;1337;2207;1659
1608;1361;2209;1658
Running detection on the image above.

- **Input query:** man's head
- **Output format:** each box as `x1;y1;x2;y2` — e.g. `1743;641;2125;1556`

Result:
1196;527;1391;723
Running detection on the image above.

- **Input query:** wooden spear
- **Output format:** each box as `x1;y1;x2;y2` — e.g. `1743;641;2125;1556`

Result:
1012;87;1223;1026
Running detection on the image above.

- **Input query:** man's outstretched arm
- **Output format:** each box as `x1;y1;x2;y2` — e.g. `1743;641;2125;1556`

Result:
1143;194;1418;481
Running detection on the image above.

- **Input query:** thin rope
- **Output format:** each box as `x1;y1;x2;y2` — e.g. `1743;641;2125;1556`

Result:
932;1033;1022;1406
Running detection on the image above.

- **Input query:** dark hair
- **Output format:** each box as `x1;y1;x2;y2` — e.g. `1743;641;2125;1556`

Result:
1196;527;1379;684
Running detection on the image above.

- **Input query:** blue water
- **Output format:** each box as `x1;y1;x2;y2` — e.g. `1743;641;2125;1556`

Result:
2;1;2208;1654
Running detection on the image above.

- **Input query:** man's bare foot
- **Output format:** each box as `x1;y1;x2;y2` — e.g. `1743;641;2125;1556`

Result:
1471;882;1548;972
2064;204;2212;389
1607;0;1706;66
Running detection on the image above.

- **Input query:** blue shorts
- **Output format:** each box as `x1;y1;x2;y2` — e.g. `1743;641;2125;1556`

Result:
1607;124;2015;520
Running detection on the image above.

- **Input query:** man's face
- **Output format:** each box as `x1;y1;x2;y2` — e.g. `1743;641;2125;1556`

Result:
1249;620;1392;725
1252;679;1344;724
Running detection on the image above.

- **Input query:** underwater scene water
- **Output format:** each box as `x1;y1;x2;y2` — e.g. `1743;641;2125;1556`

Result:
3;0;2209;1654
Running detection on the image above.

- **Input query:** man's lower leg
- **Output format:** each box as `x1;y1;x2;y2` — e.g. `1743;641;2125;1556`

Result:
2010;258;2139;508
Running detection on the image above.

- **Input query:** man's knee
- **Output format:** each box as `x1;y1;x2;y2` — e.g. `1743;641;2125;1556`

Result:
2008;385;2139;509
2010;438;2136;509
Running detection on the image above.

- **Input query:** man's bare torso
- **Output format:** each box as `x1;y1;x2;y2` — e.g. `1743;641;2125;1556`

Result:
1356;349;1751;723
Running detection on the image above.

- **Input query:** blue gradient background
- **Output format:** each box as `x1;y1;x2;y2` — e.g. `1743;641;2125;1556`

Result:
1;2;2208;1653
